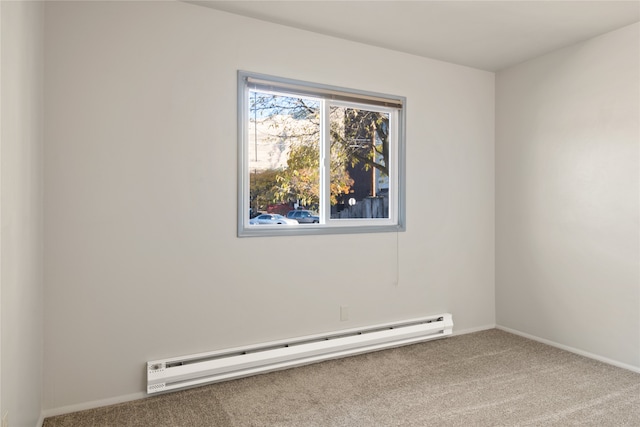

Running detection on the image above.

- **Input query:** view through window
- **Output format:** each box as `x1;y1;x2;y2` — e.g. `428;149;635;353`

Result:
238;72;405;236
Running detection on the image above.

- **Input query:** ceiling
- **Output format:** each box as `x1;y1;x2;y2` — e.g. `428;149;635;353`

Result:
188;1;640;71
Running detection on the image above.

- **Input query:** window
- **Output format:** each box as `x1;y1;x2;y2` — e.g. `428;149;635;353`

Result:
238;71;405;237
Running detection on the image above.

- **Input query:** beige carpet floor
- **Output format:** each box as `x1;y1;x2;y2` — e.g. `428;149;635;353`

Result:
43;329;640;426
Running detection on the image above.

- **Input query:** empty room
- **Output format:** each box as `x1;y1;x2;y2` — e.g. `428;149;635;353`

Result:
1;1;638;426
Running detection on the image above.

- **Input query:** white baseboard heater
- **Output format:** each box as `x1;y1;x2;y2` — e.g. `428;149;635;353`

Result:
147;313;453;394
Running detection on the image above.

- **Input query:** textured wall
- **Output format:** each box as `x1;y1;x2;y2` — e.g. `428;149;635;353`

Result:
43;1;495;412
1;1;45;426
496;23;640;369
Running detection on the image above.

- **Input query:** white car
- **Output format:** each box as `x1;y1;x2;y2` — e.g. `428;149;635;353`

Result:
249;214;299;225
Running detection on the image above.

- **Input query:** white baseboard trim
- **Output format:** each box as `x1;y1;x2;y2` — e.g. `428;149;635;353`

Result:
41;391;147;420
496;325;640;374
453;323;496;336
37;323;497;421
37;413;45;427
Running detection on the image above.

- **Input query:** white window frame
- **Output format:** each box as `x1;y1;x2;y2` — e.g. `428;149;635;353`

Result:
237;71;406;237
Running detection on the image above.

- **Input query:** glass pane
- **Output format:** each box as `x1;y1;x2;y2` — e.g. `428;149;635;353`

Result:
329;106;390;219
248;90;321;221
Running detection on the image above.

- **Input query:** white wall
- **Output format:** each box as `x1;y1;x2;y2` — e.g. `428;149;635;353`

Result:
43;1;495;412
0;1;45;426
496;23;640;369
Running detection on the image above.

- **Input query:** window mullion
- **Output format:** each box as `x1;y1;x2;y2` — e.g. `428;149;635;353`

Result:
320;100;330;224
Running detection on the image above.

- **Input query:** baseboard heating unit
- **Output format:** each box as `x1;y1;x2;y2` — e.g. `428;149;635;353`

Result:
147;313;453;394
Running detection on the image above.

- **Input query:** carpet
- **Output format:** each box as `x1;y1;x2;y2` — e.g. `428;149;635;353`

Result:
43;329;640;426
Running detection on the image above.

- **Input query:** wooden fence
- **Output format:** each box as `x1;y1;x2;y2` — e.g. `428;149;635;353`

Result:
333;196;388;219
